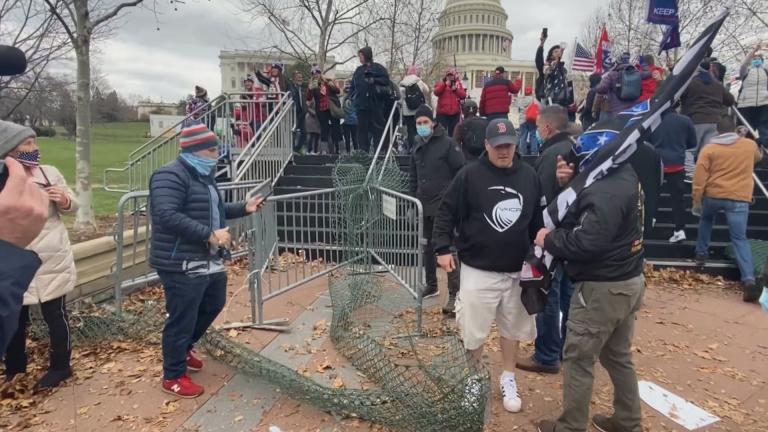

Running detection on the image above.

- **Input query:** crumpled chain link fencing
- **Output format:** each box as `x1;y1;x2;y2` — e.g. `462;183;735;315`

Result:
33;150;490;431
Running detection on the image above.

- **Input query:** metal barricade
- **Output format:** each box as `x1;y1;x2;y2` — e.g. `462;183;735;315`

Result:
367;186;426;329
224;187;362;331
112;180;271;314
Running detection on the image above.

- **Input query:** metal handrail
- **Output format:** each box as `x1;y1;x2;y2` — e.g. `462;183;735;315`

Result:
364;103;400;185
732;107;768;200
231;92;291;171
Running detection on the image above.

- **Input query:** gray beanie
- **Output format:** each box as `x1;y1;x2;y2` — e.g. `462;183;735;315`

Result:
0;120;35;158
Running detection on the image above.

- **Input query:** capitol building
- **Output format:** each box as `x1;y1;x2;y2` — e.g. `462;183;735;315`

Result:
432;0;537;100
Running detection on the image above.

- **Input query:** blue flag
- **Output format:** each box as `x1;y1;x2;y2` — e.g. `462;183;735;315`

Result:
659;23;682;54
647;0;679;25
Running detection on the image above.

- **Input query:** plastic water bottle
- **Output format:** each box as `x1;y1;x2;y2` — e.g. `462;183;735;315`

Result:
760;286;768;312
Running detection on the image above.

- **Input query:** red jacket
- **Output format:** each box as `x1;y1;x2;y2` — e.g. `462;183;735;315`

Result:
434;80;467;115
639;65;664;101
479;78;521;116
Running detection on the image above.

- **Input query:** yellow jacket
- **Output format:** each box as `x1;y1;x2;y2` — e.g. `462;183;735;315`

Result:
692;134;763;206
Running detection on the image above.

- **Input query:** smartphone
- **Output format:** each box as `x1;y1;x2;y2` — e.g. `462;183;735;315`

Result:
542;27;548;39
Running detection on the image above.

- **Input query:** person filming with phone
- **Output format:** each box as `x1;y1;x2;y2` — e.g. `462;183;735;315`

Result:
149;121;266;398
535;28;571;108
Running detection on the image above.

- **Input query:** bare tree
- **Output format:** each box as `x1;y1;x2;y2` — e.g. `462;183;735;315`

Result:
580;0;766;67
240;0;384;71
367;0;440;78
0;0;70;119
42;0;164;231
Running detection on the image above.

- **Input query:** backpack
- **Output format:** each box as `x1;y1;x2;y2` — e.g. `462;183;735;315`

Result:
461;117;489;158
404;82;425;110
615;66;643;102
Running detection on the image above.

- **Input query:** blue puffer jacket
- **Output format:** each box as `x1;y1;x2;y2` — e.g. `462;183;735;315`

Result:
149;157;247;273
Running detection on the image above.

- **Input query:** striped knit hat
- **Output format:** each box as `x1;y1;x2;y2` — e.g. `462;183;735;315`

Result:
179;122;218;153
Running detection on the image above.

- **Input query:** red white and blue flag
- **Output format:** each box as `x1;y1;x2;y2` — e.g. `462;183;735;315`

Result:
572;42;595;72
595;26;613;74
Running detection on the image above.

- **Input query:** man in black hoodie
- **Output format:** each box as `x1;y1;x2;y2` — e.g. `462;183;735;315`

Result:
434;119;543;414
536;137;645;432
350;46;391;153
408;105;464;314
517;105;574;375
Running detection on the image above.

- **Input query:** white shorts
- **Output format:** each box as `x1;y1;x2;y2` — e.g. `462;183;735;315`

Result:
456;263;537;351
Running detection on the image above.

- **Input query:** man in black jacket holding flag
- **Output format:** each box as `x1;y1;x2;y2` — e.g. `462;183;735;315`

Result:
536;131;645;432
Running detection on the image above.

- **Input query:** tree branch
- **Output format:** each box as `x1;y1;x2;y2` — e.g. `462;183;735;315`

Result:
92;0;144;29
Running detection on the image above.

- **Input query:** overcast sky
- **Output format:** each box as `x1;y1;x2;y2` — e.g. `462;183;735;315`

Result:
94;0;606;102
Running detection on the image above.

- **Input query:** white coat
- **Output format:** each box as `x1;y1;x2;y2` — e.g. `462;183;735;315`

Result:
24;165;78;305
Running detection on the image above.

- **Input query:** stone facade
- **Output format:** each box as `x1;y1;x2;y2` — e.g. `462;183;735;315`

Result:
432;0;537;100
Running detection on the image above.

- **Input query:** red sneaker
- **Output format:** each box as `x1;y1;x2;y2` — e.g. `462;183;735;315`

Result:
162;374;204;398
186;350;203;372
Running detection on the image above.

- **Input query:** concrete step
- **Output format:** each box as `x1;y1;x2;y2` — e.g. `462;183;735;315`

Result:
647;223;768;243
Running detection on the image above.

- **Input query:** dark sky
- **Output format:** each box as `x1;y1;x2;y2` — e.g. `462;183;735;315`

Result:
95;0;606;101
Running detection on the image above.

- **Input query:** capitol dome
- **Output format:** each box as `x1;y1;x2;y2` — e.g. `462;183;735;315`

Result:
432;0;536;100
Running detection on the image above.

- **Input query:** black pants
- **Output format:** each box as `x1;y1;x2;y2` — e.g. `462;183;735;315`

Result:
423;216;460;296
343;124;358;153
404;115;417;153
293;112;307;153
665;170;687;231
4;295;71;376
436;113;461;137
308;133;320;153
741;105;768;148
318;110;342;153
357;110;384;153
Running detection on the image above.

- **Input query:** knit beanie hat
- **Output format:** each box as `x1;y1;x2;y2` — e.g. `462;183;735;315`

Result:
407;65;419;76
0;120;36;158
179;122;218;153
414;104;434;121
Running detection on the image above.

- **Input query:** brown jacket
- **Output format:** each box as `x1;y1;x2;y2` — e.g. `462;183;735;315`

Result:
24;165;78;305
693;134;763;206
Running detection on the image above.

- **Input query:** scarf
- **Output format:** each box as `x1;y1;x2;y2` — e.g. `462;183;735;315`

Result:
180;153;216;176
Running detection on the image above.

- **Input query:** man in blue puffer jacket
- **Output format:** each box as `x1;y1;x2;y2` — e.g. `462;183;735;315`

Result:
149;122;265;398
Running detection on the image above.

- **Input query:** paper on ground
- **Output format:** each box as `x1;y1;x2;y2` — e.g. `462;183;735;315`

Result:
639;380;720;430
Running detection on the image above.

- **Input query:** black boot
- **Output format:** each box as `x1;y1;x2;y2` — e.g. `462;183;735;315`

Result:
34;349;72;392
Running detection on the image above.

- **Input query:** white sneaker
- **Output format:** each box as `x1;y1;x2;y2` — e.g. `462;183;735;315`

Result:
669;230;686;243
500;372;522;413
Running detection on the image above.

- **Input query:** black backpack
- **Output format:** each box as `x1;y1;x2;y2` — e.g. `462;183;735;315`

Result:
461;117;489;158
615;65;643;102
404;82;425;110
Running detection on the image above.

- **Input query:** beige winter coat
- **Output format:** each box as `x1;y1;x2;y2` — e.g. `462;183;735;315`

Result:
24;165;78;305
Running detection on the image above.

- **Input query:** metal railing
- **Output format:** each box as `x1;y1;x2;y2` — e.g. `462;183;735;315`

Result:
365;103;402;185
112;180;271;314
232;94;295;186
104;92;288;192
731;107;768;200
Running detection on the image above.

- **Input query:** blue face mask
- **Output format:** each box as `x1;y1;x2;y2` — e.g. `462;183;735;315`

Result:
416;125;432;138
180;152;217;175
534;130;545;147
753;58;764;68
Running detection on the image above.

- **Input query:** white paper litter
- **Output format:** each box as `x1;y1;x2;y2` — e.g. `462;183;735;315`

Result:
639;380;720;430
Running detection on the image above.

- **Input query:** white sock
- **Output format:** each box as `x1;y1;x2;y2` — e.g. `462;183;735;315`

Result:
501;371;516;381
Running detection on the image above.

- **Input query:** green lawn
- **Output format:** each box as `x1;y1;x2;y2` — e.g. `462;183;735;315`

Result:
37;122;149;216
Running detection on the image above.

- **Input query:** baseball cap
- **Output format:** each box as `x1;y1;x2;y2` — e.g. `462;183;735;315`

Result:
486;119;518;147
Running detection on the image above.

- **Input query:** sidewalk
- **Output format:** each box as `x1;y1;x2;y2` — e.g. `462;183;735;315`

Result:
3;268;767;432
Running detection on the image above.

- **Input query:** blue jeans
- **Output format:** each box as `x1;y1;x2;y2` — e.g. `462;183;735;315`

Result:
696;197;754;282
533;265;573;367
159;271;227;379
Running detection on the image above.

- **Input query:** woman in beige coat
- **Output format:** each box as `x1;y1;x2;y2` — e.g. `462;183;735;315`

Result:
4;133;78;391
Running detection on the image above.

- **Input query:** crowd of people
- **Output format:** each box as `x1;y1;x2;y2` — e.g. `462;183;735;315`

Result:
404;38;765;432
0;32;765;432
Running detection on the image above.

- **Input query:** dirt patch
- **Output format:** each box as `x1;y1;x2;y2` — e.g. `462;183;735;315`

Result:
67;215;119;244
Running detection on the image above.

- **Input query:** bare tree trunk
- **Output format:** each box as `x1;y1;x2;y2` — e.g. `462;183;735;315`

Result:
387;0;398;71
73;1;95;231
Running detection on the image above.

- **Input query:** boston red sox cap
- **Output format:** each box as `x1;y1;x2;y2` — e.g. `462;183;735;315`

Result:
486;118;518;147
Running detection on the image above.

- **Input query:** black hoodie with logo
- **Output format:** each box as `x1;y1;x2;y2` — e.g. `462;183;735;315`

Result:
433;154;544;273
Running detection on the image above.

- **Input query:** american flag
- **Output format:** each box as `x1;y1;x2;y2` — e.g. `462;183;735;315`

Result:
572;42;595;72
